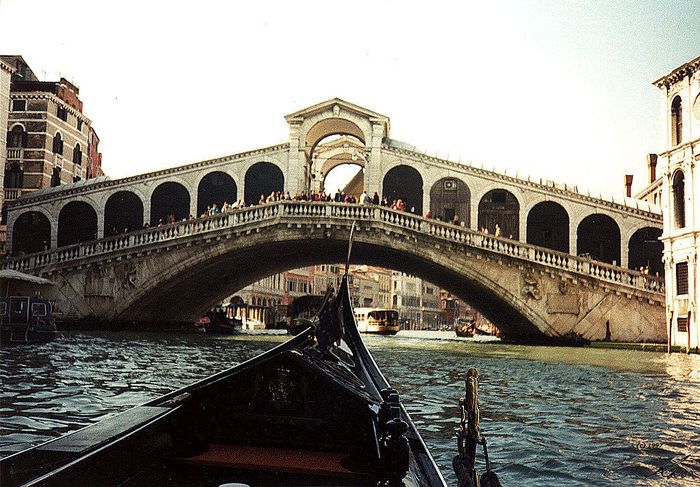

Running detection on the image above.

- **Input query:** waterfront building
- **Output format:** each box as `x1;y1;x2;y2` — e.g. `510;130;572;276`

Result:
647;54;700;351
0;59;14;244
0;55;102;251
421;281;441;329
391;271;423;329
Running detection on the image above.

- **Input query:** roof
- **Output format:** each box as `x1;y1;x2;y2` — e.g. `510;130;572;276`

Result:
285;97;390;123
17;176;111;200
653;54;700;88
0;269;53;285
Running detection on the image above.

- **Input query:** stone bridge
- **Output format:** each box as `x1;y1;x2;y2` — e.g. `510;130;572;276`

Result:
5;201;666;342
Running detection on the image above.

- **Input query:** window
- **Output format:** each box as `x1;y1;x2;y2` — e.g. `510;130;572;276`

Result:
73;143;82;165
4;164;23;188
31;303;48;317
676;262;689;295
672;171;686;229
51;167;61;187
671;96;683;145
53;132;63;155
7;125;26;148
677;317;688;333
12;99;26;111
77;119;83;131
57;105;68;121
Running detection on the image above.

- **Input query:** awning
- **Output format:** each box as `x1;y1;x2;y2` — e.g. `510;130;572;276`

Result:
0;269;54;285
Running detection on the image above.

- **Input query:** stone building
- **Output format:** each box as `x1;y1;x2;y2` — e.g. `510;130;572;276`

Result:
0;59;14;243
0;55;101;251
391;271;423;329
647;54;700;351
421;281;441;329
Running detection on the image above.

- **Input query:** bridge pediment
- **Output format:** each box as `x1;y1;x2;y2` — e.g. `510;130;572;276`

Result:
286;98;390;160
284;97;389;125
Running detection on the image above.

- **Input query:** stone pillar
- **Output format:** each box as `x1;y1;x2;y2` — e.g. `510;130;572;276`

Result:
365;123;384;198
142;198;151;226
96;212;104;239
569;222;578;256
287;122;304;194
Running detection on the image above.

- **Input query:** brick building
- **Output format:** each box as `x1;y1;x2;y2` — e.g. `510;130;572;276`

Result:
0;55;103;250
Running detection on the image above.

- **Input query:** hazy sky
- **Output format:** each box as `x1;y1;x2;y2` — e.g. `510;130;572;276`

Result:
1;0;699;197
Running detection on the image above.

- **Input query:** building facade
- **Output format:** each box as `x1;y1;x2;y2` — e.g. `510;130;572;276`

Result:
650;55;700;351
0;59;14;243
0;55;100;251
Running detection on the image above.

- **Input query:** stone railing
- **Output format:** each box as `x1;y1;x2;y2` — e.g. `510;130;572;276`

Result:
4;201;665;295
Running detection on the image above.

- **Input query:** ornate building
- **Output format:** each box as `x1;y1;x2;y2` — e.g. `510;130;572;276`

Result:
0;55;103;251
649;54;700;351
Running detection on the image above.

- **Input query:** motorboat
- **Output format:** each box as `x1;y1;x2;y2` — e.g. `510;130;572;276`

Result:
0;270;57;345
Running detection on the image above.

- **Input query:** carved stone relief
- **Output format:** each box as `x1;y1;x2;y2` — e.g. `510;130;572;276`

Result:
522;269;542;300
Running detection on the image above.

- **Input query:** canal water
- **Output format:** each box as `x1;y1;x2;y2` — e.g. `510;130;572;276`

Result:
1;330;699;486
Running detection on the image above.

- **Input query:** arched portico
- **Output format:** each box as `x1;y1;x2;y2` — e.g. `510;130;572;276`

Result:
150;181;190;225
429;177;470;224
628;227;663;275
382;165;423;215
12;211;51;254
577;214;621;265
526;201;569;253
105;191;144;236
244;162;284;205
197;171;237;215
58;201;98;247
478;189;520;239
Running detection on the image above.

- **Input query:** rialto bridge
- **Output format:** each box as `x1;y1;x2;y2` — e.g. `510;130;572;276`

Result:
3;99;666;341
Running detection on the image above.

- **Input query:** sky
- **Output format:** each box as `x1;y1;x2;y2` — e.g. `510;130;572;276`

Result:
1;0;699;197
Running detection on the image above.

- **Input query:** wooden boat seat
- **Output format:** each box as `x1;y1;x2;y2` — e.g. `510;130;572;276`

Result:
180;444;360;478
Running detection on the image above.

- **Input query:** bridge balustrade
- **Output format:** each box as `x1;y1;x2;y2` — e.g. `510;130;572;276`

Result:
3;201;664;294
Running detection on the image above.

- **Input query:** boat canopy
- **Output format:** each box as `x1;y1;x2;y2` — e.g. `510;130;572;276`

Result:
0;269;54;285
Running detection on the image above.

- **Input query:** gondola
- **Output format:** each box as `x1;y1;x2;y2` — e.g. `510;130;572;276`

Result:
0;224;500;486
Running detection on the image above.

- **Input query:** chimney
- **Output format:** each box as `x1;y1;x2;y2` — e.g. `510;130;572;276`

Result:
625;174;634;198
647;153;658;183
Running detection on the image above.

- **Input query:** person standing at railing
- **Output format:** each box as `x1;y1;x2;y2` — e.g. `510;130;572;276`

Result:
359;191;369;205
372;192;380;205
494;224;501;237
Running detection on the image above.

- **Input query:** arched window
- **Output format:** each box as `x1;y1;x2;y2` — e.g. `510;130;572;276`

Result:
73;143;82;165
57;201;98;247
52;132;63;155
7;125;26;148
4;164;23;188
672;171;686;229
244;162;284;205
671;96;683;145
577;214;621;265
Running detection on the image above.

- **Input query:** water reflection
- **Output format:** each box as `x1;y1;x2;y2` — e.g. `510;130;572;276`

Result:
1;331;699;486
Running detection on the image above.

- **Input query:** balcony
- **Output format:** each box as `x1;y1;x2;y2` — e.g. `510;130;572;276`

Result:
53;153;64;168
6;148;23;160
4;188;21;201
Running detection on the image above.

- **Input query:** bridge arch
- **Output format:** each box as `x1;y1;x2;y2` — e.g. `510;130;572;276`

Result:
627;226;663;275
526;201;569;253
382;165;423;215
429;177;470;225
478;188;520;239
244;162;284;205
150;181;191;225
12;211;51;254
58;201;98;247
576;213;621;265
197;171;237;216
302;117;370;161
114;224;556;341
104;191;144;236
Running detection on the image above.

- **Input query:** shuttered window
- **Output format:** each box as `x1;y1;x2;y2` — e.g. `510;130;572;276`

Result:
677;317;688;332
676;262;689;295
